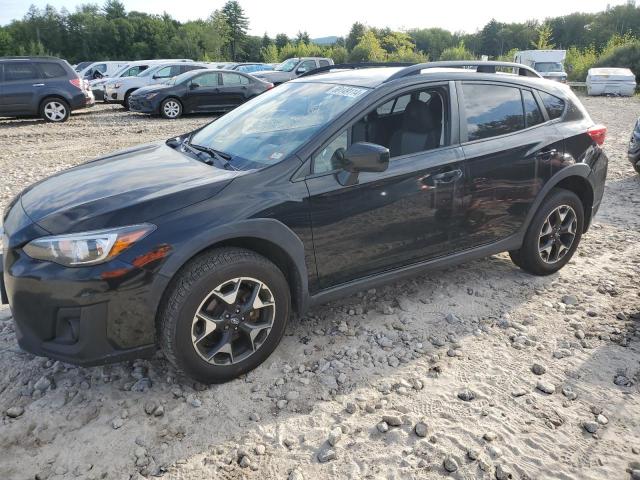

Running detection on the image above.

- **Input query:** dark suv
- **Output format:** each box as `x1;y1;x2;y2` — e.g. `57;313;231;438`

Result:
0;56;94;122
1;62;608;383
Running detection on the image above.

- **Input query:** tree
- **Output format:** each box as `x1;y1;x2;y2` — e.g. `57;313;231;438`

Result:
348;30;385;62
346;22;366;51
296;31;310;45
103;0;126;20
221;0;248;60
261;33;272;48
439;41;475;61
533;24;555;49
261;43;279;62
274;33;289;50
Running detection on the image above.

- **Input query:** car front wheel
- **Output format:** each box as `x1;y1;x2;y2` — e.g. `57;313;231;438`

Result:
510;188;584;275
160;98;183;119
40;98;70;122
159;248;290;383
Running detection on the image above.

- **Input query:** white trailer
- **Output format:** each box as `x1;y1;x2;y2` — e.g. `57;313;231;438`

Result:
586;68;636;96
513;50;567;82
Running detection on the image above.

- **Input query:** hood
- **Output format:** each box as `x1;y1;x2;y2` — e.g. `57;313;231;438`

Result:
133;83;173;96
20;142;239;234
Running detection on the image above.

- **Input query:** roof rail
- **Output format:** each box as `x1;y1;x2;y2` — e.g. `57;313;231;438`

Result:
384;61;542;82
298;62;415;78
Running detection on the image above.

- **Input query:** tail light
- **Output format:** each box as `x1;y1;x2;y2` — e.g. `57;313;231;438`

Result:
587;125;607;146
69;78;82;90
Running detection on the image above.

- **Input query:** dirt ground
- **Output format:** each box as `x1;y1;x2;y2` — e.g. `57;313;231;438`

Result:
1;97;639;480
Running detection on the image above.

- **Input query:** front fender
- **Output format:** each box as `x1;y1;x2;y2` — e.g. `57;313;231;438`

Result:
150;218;309;316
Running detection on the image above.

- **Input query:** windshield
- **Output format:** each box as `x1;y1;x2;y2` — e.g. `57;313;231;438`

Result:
535;62;564;73
275;58;299;72
165;71;192;85
190;82;370;170
139;65;161;77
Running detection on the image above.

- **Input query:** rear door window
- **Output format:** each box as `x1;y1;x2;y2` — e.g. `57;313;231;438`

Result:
319;60;331;67
37;62;67;79
299;60;317;72
194;72;219;87
5;63;40;81
521;90;544;128
221;73;247;86
538;91;565;120
462;83;525;141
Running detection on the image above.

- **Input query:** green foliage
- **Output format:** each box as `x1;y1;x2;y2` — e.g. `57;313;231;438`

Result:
565;45;598;81
346;22;366;51
329;45;348;64
221;0;248;60
348;30;386;62
261;44;279;63
439;41;475;61
594;39;640;82
533;23;555;49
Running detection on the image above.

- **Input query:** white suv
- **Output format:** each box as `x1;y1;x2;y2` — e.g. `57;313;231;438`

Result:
104;62;208;108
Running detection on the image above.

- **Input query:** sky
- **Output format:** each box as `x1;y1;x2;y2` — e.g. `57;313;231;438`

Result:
0;0;632;37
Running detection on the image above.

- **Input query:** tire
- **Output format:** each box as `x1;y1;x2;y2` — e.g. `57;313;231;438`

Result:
40;98;70;122
159;247;291;383
160;98;183;119
123;90;134;110
509;188;584;276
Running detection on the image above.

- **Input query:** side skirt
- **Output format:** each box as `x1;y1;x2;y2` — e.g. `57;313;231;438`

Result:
308;234;523;308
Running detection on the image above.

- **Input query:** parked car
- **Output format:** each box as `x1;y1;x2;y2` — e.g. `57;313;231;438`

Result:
1;61;608;383
0;56;94;122
129;69;274;119
77;61;131;81
587;67;637;96
628;117;640;174
104;62;208;109
252;57;333;84
91;60;163;101
222;63;274;74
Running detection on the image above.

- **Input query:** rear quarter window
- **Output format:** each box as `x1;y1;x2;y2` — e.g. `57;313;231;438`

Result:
37;62;67;79
462;83;525;141
538;91;565;120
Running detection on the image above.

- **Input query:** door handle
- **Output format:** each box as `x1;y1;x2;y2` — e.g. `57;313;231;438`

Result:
535;149;558;161
431;168;463;184
32;83;45;87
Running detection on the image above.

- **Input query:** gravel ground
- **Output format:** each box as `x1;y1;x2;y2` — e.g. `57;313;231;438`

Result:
1;97;640;480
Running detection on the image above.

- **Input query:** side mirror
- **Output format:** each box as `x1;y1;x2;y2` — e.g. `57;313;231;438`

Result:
190;82;200;90
336;142;389;186
296;66;307;74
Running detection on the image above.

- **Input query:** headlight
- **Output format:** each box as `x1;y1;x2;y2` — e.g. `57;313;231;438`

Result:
23;224;155;267
146;93;159;100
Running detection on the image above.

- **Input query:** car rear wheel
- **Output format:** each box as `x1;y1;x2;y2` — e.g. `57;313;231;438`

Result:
40;98;70;122
160;98;183;119
159;247;290;383
509;188;584;275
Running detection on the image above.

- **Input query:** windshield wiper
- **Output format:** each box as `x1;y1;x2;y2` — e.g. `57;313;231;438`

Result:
189;143;237;171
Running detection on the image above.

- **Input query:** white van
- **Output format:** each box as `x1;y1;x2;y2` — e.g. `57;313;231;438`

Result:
513;50;567;82
587;68;637;96
78;61;131;81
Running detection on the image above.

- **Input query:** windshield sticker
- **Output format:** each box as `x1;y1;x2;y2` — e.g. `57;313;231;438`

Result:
327;85;367;98
270;152;284;160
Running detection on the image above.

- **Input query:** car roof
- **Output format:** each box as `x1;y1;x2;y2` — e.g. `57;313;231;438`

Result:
293;63;567;94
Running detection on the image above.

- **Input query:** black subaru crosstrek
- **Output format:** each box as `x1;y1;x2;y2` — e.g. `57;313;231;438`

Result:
1;62;608;383
0;56;94;122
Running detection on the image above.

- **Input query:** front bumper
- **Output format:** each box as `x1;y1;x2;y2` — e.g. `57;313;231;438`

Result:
104;86;125;103
128;96;157;114
2;216;163;365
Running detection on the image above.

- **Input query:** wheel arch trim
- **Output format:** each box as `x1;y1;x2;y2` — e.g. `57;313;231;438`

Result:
151;218;309;317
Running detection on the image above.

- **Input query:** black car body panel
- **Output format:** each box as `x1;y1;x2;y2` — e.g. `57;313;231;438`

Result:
1;63;608;366
0;56;93;117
